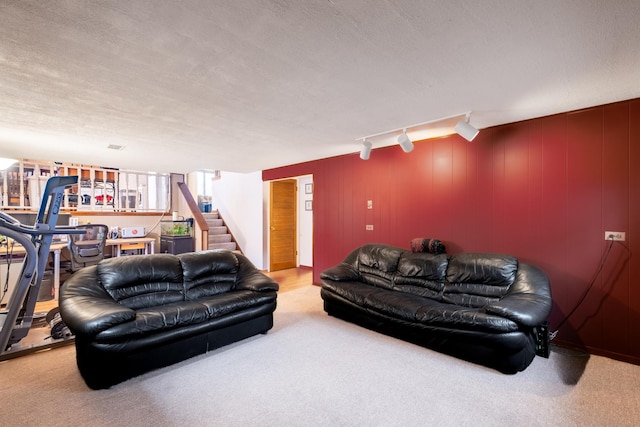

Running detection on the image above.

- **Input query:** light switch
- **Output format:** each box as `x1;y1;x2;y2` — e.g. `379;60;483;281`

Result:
367;200;373;209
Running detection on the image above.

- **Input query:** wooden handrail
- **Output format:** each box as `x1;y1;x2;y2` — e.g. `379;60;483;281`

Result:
177;182;208;232
177;182;210;251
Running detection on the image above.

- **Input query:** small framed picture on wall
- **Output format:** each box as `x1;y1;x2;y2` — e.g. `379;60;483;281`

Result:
305;183;313;194
305;200;313;211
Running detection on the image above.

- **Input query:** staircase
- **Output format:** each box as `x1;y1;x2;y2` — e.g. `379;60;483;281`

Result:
204;211;238;252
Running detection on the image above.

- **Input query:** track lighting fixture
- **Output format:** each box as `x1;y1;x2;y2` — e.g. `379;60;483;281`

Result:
360;139;372;160
397;131;414;153
455;116;479;142
355;112;475;159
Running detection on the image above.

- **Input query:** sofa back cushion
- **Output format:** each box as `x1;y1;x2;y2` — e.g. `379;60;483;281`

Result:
356;244;404;290
443;253;518;308
180;250;239;299
393;252;448;299
98;254;184;310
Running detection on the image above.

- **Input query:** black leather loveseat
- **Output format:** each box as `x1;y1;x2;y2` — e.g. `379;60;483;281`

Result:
320;244;552;373
59;250;278;389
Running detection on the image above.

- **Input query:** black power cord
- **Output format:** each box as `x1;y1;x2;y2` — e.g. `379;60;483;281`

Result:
0;238;15;305
549;238;616;340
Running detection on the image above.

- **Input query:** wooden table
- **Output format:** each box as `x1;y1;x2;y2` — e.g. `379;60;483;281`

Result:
106;237;156;257
2;238;156;306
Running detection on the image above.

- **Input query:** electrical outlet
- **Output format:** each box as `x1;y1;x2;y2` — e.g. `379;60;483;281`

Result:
605;231;625;241
365;225;374;231
367;200;373;209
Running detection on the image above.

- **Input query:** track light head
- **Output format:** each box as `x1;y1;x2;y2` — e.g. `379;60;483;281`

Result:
455;119;479;142
397;132;414;153
360;139;372;160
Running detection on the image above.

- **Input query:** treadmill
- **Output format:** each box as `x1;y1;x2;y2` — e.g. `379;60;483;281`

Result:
0;176;83;360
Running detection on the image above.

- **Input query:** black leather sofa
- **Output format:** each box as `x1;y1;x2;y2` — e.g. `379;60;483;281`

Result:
59;250;278;389
320;244;552;373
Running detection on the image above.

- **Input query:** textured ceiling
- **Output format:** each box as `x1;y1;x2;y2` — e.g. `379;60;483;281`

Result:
1;0;639;173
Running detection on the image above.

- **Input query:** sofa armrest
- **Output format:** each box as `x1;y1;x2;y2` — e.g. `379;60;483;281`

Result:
234;253;279;292
485;263;552;327
320;264;360;282
236;270;279;292
59;266;136;337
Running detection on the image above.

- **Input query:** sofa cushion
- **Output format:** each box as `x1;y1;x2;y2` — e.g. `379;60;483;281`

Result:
393;252;448;299
357;244;404;290
321;280;381;306
363;289;432;321
333;284;519;333
179;250;239;299
95;300;209;341
197;290;277;319
443;253;518;308
415;302;519;332
97;254;184;310
93;290;276;341
362;288;519;332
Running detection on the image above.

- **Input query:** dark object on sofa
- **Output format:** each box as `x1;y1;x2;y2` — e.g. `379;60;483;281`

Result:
410;237;446;254
59;250;278;389
320;244;552;373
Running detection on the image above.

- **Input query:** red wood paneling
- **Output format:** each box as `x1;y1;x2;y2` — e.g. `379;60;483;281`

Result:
600;102;630;356
538;114;569;329
565;108;603;346
263;97;640;364
524;120;545;263
501;123;531;255
629;99;640;358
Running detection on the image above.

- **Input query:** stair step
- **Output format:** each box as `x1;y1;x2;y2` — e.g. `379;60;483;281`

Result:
209;234;232;244
209;242;237;251
201;210;239;253
202;212;219;219
209;226;228;235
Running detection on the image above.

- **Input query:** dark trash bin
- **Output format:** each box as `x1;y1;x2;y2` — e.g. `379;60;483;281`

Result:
37;270;55;302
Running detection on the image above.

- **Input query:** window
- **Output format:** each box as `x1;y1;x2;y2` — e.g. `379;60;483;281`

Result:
195;170;221;196
117;171;170;212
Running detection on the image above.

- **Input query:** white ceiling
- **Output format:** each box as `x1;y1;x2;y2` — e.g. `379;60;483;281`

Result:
1;0;639;174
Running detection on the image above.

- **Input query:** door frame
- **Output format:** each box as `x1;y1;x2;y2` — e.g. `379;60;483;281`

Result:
266;174;313;272
269;179;297;271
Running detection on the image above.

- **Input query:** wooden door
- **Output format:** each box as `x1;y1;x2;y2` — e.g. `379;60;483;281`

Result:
269;179;297;271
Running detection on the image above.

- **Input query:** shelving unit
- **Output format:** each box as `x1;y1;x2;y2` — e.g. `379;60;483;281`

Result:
0;159;170;213
63;166;117;210
0;160;54;209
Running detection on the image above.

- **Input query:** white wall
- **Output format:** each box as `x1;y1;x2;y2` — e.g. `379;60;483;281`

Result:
262;180;270;270
184;171;313;271
207;171;265;269
297;175;313;267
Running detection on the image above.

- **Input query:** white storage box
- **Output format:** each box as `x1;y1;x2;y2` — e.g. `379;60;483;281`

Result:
121;227;145;238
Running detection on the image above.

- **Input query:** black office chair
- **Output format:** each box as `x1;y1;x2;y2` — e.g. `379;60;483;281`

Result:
68;224;109;272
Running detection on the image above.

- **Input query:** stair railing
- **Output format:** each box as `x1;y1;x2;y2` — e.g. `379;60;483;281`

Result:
176;182;208;251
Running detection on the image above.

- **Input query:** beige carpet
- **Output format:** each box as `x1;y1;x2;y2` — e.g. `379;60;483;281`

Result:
1;285;639;426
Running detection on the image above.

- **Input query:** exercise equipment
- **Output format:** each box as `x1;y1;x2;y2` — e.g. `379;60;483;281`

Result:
0;176;82;360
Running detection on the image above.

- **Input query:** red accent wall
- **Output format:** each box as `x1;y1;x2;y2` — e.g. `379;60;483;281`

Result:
263;98;640;364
